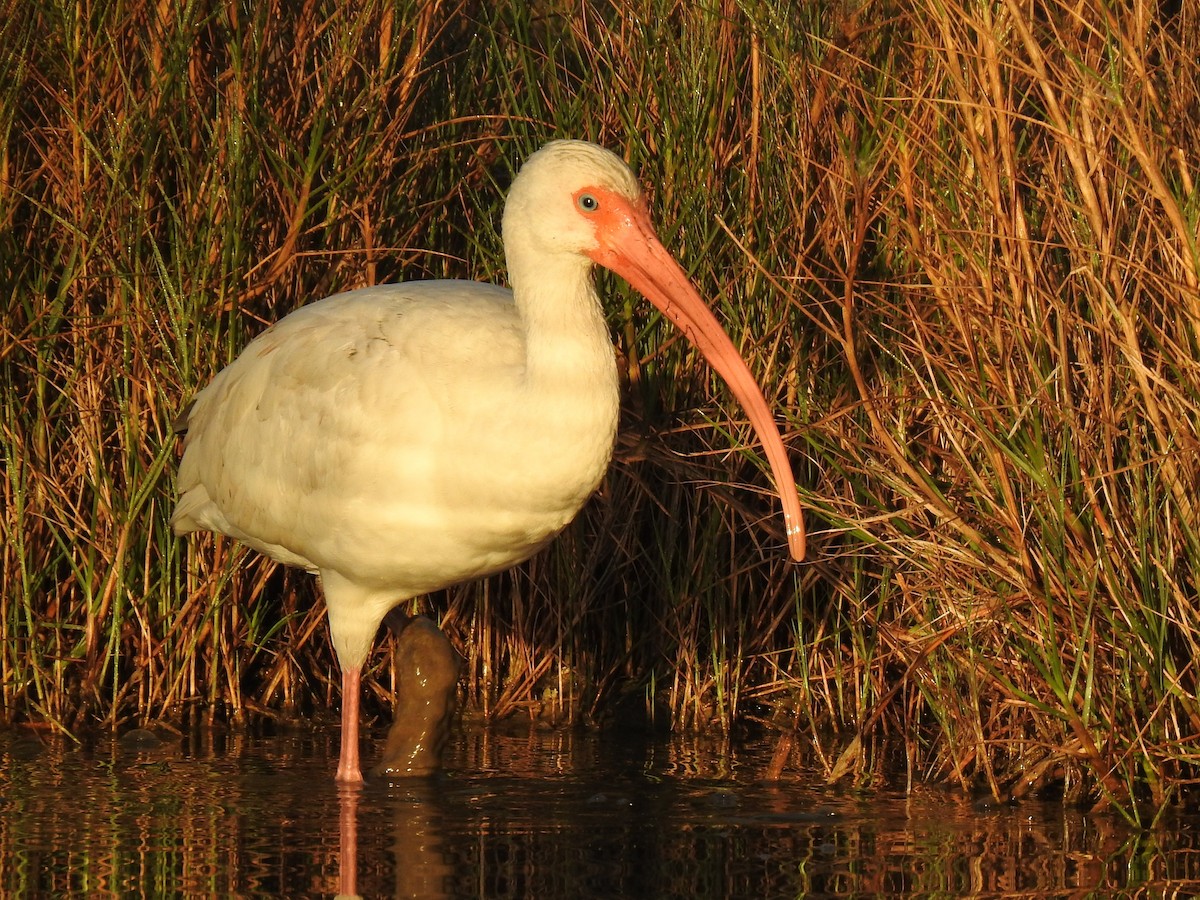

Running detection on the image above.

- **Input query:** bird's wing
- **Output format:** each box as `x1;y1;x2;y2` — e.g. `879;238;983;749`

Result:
171;281;525;576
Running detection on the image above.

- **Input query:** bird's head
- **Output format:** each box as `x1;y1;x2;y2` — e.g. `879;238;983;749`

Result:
502;139;645;263
503;140;807;561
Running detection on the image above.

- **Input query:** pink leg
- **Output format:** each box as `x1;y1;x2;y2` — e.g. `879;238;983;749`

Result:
335;666;364;783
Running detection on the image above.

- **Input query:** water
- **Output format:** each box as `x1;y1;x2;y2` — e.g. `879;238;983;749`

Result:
2;724;1198;897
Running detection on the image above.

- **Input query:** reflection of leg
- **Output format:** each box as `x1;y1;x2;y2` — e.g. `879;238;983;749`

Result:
374;615;461;778
336;781;361;899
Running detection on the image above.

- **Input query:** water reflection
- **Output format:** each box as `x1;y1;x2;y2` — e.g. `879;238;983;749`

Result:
2;726;1199;896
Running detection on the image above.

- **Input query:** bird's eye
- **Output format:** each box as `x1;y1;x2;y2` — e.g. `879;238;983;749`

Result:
576;193;600;213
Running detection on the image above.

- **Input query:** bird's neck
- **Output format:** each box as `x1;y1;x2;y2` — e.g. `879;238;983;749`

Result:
509;251;616;389
508;253;621;496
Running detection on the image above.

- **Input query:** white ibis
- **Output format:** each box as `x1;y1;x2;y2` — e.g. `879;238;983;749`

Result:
172;140;806;783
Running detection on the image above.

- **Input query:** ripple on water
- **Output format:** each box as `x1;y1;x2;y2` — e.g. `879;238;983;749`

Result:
0;726;1198;897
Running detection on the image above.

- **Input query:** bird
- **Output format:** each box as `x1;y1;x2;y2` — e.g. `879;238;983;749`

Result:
171;139;806;783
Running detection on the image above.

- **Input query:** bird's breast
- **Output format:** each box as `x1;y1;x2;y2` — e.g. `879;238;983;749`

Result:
337;348;620;589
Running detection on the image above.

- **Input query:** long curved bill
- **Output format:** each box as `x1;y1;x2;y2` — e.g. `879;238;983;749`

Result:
584;188;806;561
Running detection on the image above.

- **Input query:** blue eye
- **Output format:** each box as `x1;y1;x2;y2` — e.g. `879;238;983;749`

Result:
577;193;599;212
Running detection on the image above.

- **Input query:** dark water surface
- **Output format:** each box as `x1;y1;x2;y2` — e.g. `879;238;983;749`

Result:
2;724;1198;897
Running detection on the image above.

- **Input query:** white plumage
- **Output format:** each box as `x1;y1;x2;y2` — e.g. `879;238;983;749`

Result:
173;140;804;782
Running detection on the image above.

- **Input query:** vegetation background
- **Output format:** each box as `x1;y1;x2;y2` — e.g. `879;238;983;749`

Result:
2;0;1196;819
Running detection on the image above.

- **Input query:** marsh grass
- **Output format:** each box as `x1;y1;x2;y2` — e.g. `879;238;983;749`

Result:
3;0;1198;818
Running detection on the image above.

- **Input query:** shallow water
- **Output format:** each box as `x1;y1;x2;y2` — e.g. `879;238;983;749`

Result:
2;724;1198;897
